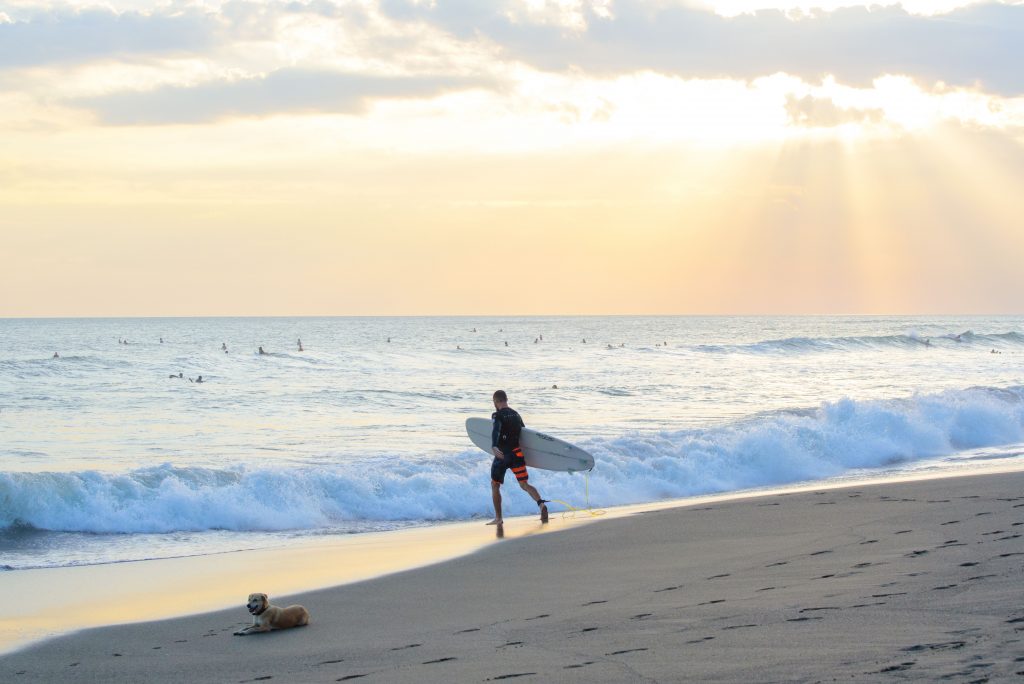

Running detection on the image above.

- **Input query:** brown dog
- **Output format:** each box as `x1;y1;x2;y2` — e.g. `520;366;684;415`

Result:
233;593;310;636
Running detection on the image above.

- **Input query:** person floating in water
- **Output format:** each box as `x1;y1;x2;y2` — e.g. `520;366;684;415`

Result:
258;346;267;355
169;372;183;379
387;337;391;343
297;338;303;352
190;375;204;384
487;390;548;526
52;352;59;358
504;341;509;347
222;342;227;351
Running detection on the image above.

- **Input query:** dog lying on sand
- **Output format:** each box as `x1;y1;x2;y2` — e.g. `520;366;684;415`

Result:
233;592;310;635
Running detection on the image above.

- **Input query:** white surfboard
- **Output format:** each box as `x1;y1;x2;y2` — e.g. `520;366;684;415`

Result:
465;417;595;473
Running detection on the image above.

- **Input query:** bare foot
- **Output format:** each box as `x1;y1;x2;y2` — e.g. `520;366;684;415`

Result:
486;518;503;526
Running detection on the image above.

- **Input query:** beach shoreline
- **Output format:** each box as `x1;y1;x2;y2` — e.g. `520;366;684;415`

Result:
4;467;1024;681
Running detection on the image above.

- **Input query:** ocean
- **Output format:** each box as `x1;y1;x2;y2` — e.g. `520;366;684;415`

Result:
2;315;1022;571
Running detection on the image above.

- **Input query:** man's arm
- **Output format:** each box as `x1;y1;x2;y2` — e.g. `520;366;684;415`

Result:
491;413;504;459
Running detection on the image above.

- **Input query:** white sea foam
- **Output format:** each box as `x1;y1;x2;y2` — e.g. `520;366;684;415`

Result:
3;385;1021;536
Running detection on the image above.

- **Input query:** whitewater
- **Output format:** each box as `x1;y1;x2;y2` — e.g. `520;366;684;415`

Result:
1;315;1022;570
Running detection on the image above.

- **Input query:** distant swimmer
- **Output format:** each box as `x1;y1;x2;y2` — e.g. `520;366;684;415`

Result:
258;346;267;355
53;352;59;358
504;341;509;347
387;337;391;343
222;342;227;351
487;390;548;526
472;328;477;333
457;345;462;350
192;375;204;384
551;384;558;389
297;338;303;352
607;344;614;349
582;338;586;344
169;372;183;379
534;338;538;344
160;337;163;343
539;334;543;341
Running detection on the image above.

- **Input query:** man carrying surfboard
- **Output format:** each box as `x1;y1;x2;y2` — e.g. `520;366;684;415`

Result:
488;390;549;526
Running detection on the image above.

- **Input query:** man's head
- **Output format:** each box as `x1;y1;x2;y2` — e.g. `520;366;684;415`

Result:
493;389;508;408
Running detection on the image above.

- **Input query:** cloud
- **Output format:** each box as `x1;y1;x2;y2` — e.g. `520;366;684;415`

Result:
785;93;884;127
0;7;217;67
380;1;1024;96
73;68;493;124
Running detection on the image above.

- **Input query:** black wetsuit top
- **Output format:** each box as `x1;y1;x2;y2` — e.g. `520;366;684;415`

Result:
491;407;524;457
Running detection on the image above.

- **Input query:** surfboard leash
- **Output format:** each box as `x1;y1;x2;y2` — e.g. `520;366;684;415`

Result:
547;471;606;519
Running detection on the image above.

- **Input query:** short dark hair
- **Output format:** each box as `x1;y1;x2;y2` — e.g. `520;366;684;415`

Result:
493;390;507;402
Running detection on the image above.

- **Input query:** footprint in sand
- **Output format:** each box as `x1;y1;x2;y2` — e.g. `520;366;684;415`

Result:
488;673;537;680
902;641;965;652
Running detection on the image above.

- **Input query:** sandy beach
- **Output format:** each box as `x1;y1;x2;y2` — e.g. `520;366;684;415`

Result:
3;470;1024;682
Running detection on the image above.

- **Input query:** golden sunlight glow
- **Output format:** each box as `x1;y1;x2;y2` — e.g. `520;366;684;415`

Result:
2;0;1023;315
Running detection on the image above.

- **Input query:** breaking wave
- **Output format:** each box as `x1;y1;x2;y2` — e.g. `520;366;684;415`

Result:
3;385;1022;535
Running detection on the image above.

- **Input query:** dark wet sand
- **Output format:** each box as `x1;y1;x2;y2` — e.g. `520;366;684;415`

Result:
3;470;1024;682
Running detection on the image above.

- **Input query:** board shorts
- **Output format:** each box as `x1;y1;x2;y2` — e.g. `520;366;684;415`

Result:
491;447;529;485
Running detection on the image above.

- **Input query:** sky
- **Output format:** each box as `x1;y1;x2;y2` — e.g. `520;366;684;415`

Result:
2;0;1023;316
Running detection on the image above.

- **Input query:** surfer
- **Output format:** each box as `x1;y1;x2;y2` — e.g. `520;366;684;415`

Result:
258;346;267;355
53;352;59;358
488;390;548;526
297;338;303;352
